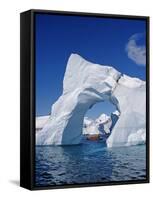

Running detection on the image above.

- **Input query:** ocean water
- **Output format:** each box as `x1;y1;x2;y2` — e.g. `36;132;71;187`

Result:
35;141;146;187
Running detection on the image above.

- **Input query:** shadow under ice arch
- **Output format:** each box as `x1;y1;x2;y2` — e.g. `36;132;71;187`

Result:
36;54;146;147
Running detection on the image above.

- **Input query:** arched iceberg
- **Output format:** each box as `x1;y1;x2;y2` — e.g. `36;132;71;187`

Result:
36;54;146;147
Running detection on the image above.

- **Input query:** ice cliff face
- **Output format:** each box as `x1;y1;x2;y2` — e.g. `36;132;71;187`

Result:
36;54;146;147
106;75;146;147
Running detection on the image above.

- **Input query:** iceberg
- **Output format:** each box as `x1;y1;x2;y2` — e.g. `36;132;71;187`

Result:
83;117;99;135
36;54;146;147
83;113;117;137
96;113;112;134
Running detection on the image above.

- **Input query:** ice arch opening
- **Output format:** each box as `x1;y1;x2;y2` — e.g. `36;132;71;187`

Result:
36;54;146;147
83;100;119;138
60;90;120;144
85;101;116;120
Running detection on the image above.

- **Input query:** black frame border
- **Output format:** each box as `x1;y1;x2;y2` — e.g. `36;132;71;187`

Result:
20;9;150;190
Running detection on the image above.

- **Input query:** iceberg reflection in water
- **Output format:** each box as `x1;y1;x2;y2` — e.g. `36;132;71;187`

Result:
35;141;146;186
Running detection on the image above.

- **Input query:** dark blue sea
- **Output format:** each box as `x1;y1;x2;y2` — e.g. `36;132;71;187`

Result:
35;141;146;186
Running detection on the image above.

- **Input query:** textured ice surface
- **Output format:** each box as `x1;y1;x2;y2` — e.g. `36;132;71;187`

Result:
36;54;146;147
106;75;146;147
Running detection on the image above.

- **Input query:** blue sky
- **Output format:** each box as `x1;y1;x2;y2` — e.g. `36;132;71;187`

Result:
35;13;146;118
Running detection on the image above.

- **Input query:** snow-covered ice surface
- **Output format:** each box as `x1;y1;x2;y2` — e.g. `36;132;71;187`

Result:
36;54;146;147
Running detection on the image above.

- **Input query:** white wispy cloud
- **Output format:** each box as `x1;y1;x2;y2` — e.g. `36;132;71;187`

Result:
126;33;146;66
